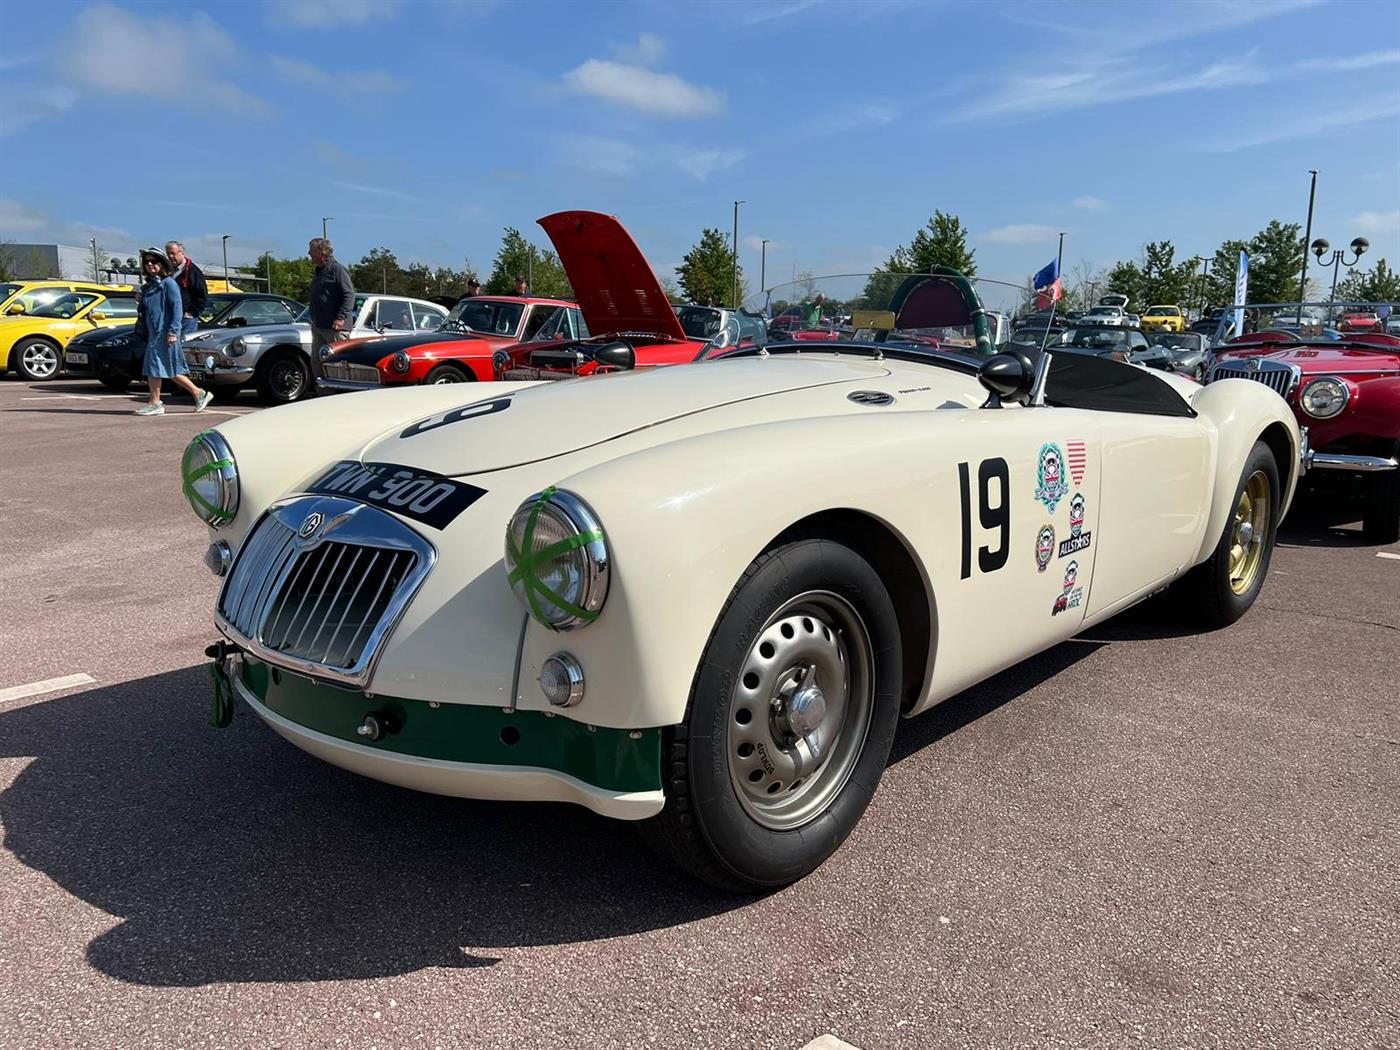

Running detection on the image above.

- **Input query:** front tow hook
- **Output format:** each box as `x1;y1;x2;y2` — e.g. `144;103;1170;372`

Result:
356;711;400;742
205;640;244;729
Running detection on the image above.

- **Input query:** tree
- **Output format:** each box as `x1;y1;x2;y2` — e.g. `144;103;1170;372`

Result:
255;253;317;301
1104;260;1143;309
1202;239;1249;310
907;210;977;277
484;228;571;298
350;247;409;296
1136;241;1201;308
676;228;742;306
859;245;913;309
84;243;107;283
1336;258;1400;303
1244;219;1304;305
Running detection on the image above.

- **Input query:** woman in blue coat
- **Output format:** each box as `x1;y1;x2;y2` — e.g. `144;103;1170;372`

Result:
136;246;212;416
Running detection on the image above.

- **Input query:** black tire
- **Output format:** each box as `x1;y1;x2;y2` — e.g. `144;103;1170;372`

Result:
638;539;903;892
209;385;243;404
99;374;132;391
11;337;63;381
1361;444;1400;544
1174;439;1280;628
424;363;473;384
255;351;311;405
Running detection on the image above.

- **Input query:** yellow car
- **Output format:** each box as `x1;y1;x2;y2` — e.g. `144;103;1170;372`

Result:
1;285;139;380
1140;305;1185;332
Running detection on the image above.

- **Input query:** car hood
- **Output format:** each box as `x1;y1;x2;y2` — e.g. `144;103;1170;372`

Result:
1221;343;1400;373
329;332;487;364
360;356;899;475
186;322;307;348
537;210;688;342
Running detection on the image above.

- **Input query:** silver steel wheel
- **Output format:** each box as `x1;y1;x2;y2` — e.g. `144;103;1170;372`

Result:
270;359;305;400
726;590;874;831
22;342;61;379
431;370;463;384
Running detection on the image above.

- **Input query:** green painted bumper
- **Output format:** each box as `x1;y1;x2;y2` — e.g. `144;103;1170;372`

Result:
223;656;663;794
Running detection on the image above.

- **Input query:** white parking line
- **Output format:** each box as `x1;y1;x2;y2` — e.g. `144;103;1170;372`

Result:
1378;552;1400;561
20;394;101;401
0;673;96;705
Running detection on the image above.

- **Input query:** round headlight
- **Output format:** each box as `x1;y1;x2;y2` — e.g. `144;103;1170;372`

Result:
504;489;608;630
181;430;239;526
227;336;246;358
318;343;332;361
1300;376;1349;419
391;351;411;373
492;349;510;374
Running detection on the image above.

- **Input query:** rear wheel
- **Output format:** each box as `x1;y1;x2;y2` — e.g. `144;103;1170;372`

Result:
1174;439;1279;627
638;539;902;892
1361;443;1400;544
255;351;311;405
424;363;472;384
12;338;62;381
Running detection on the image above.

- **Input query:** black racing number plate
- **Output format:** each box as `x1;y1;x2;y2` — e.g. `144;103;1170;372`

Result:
306;460;486;530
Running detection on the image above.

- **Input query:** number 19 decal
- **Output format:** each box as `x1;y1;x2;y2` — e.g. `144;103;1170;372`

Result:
959;458;1010;579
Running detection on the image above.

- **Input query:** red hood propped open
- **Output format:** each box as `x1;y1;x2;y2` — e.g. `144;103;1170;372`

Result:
537;210;688;342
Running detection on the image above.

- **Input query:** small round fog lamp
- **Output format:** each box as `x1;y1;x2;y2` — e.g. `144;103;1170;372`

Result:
539;653;584;707
204;540;232;577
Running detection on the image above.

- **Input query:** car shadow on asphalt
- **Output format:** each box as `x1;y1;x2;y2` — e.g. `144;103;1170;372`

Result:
0;666;742;987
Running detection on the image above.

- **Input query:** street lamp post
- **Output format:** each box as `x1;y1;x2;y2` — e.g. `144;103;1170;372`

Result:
1056;231;1066;275
221;234;230;285
760;238;769;293
731;200;745;308
1310;236;1369;317
265;251;273;294
321;216;334;240
1299;170;1319;302
1198;257;1211;318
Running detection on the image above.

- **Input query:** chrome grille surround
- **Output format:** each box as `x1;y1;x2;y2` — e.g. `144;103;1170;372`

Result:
1207;359;1302;400
322;361;382;385
216;494;436;688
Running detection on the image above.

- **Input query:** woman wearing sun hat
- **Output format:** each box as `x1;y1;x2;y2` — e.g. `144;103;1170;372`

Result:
135;246;213;416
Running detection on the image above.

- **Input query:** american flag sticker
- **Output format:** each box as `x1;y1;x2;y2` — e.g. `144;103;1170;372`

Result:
1067;441;1087;485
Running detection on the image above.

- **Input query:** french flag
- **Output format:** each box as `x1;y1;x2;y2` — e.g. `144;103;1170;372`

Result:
1033;258;1062;309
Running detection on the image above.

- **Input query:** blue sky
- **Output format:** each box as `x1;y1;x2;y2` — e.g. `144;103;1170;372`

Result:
2;0;1397;293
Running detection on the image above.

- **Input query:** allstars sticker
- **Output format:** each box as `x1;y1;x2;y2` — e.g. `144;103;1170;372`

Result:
1051;559;1084;616
1058;491;1092;557
1034;442;1069;513
1035;523;1055;573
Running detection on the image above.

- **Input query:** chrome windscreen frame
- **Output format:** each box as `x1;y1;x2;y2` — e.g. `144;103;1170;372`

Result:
215;494;437;690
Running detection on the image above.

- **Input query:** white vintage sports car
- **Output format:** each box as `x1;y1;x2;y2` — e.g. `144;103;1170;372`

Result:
186;251;1301;892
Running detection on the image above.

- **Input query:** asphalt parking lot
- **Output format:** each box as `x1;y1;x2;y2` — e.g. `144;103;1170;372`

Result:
1;374;1397;1050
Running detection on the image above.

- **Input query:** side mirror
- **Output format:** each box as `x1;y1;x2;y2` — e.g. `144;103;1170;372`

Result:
6;303;25;315
89;311;107;321
593;341;635;371
977;349;1035;408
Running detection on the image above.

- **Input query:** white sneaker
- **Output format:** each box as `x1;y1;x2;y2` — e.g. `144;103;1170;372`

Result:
135;403;165;416
194;390;214;413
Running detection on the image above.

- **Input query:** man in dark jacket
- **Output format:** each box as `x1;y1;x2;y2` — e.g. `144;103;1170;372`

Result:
165;241;208;334
308;237;354;388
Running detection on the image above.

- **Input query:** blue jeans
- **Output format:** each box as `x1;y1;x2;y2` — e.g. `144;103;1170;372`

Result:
182;316;198;335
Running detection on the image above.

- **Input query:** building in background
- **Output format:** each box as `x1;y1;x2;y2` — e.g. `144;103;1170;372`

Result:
0;242;267;290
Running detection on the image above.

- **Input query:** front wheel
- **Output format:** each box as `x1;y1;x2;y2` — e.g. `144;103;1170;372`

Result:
424;363;472;384
12;338;63;381
1174;439;1280;628
639;539;902;892
1361;444;1400;544
255;352;311;405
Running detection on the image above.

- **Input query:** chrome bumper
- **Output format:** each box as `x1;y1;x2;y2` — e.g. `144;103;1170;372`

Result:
1301;428;1398;473
316;378;380;393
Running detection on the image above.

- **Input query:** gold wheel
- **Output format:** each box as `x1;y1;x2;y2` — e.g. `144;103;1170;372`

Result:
1228;470;1271;595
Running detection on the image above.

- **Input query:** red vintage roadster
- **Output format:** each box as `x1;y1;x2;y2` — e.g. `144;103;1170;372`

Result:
1209;302;1400;541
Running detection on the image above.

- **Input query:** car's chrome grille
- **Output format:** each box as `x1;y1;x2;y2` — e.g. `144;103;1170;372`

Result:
322;361;381;384
1208;360;1300;399
217;495;434;687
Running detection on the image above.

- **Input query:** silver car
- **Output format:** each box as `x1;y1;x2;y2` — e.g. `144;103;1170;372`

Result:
182;293;447;405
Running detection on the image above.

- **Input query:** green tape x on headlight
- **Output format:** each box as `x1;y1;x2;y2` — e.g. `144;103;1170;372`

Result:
182;430;239;527
504;488;609;631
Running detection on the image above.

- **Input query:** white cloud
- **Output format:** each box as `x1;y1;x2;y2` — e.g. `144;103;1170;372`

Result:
269;0;403;27
563;59;724;118
0;199;50;234
331;180;420;202
1200;97;1400;152
1072;196;1107;212
743;0;822;24
1350;211;1400;236
270;56;404;95
556;135;642;177
1297;49;1400;72
679;148;746;180
65;4;268;116
980;224;1061;245
609;32;668;66
173;234;263;269
0;85;77;137
0;199;137;251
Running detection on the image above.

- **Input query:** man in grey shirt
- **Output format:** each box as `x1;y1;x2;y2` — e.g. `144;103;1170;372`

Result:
307;237;354;388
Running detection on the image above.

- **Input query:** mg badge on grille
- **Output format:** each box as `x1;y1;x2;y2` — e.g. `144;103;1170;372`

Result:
1248;356;1261;371
298;511;324;539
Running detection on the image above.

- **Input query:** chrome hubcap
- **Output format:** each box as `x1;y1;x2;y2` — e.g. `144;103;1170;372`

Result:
23;344;59;378
433;371;462;384
727;590;874;831
271;361;304;399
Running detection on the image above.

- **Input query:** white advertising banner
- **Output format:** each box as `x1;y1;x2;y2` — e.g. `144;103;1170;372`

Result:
1233;250;1249;337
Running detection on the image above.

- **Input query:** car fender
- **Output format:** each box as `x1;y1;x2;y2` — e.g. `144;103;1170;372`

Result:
1188;378;1301;565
